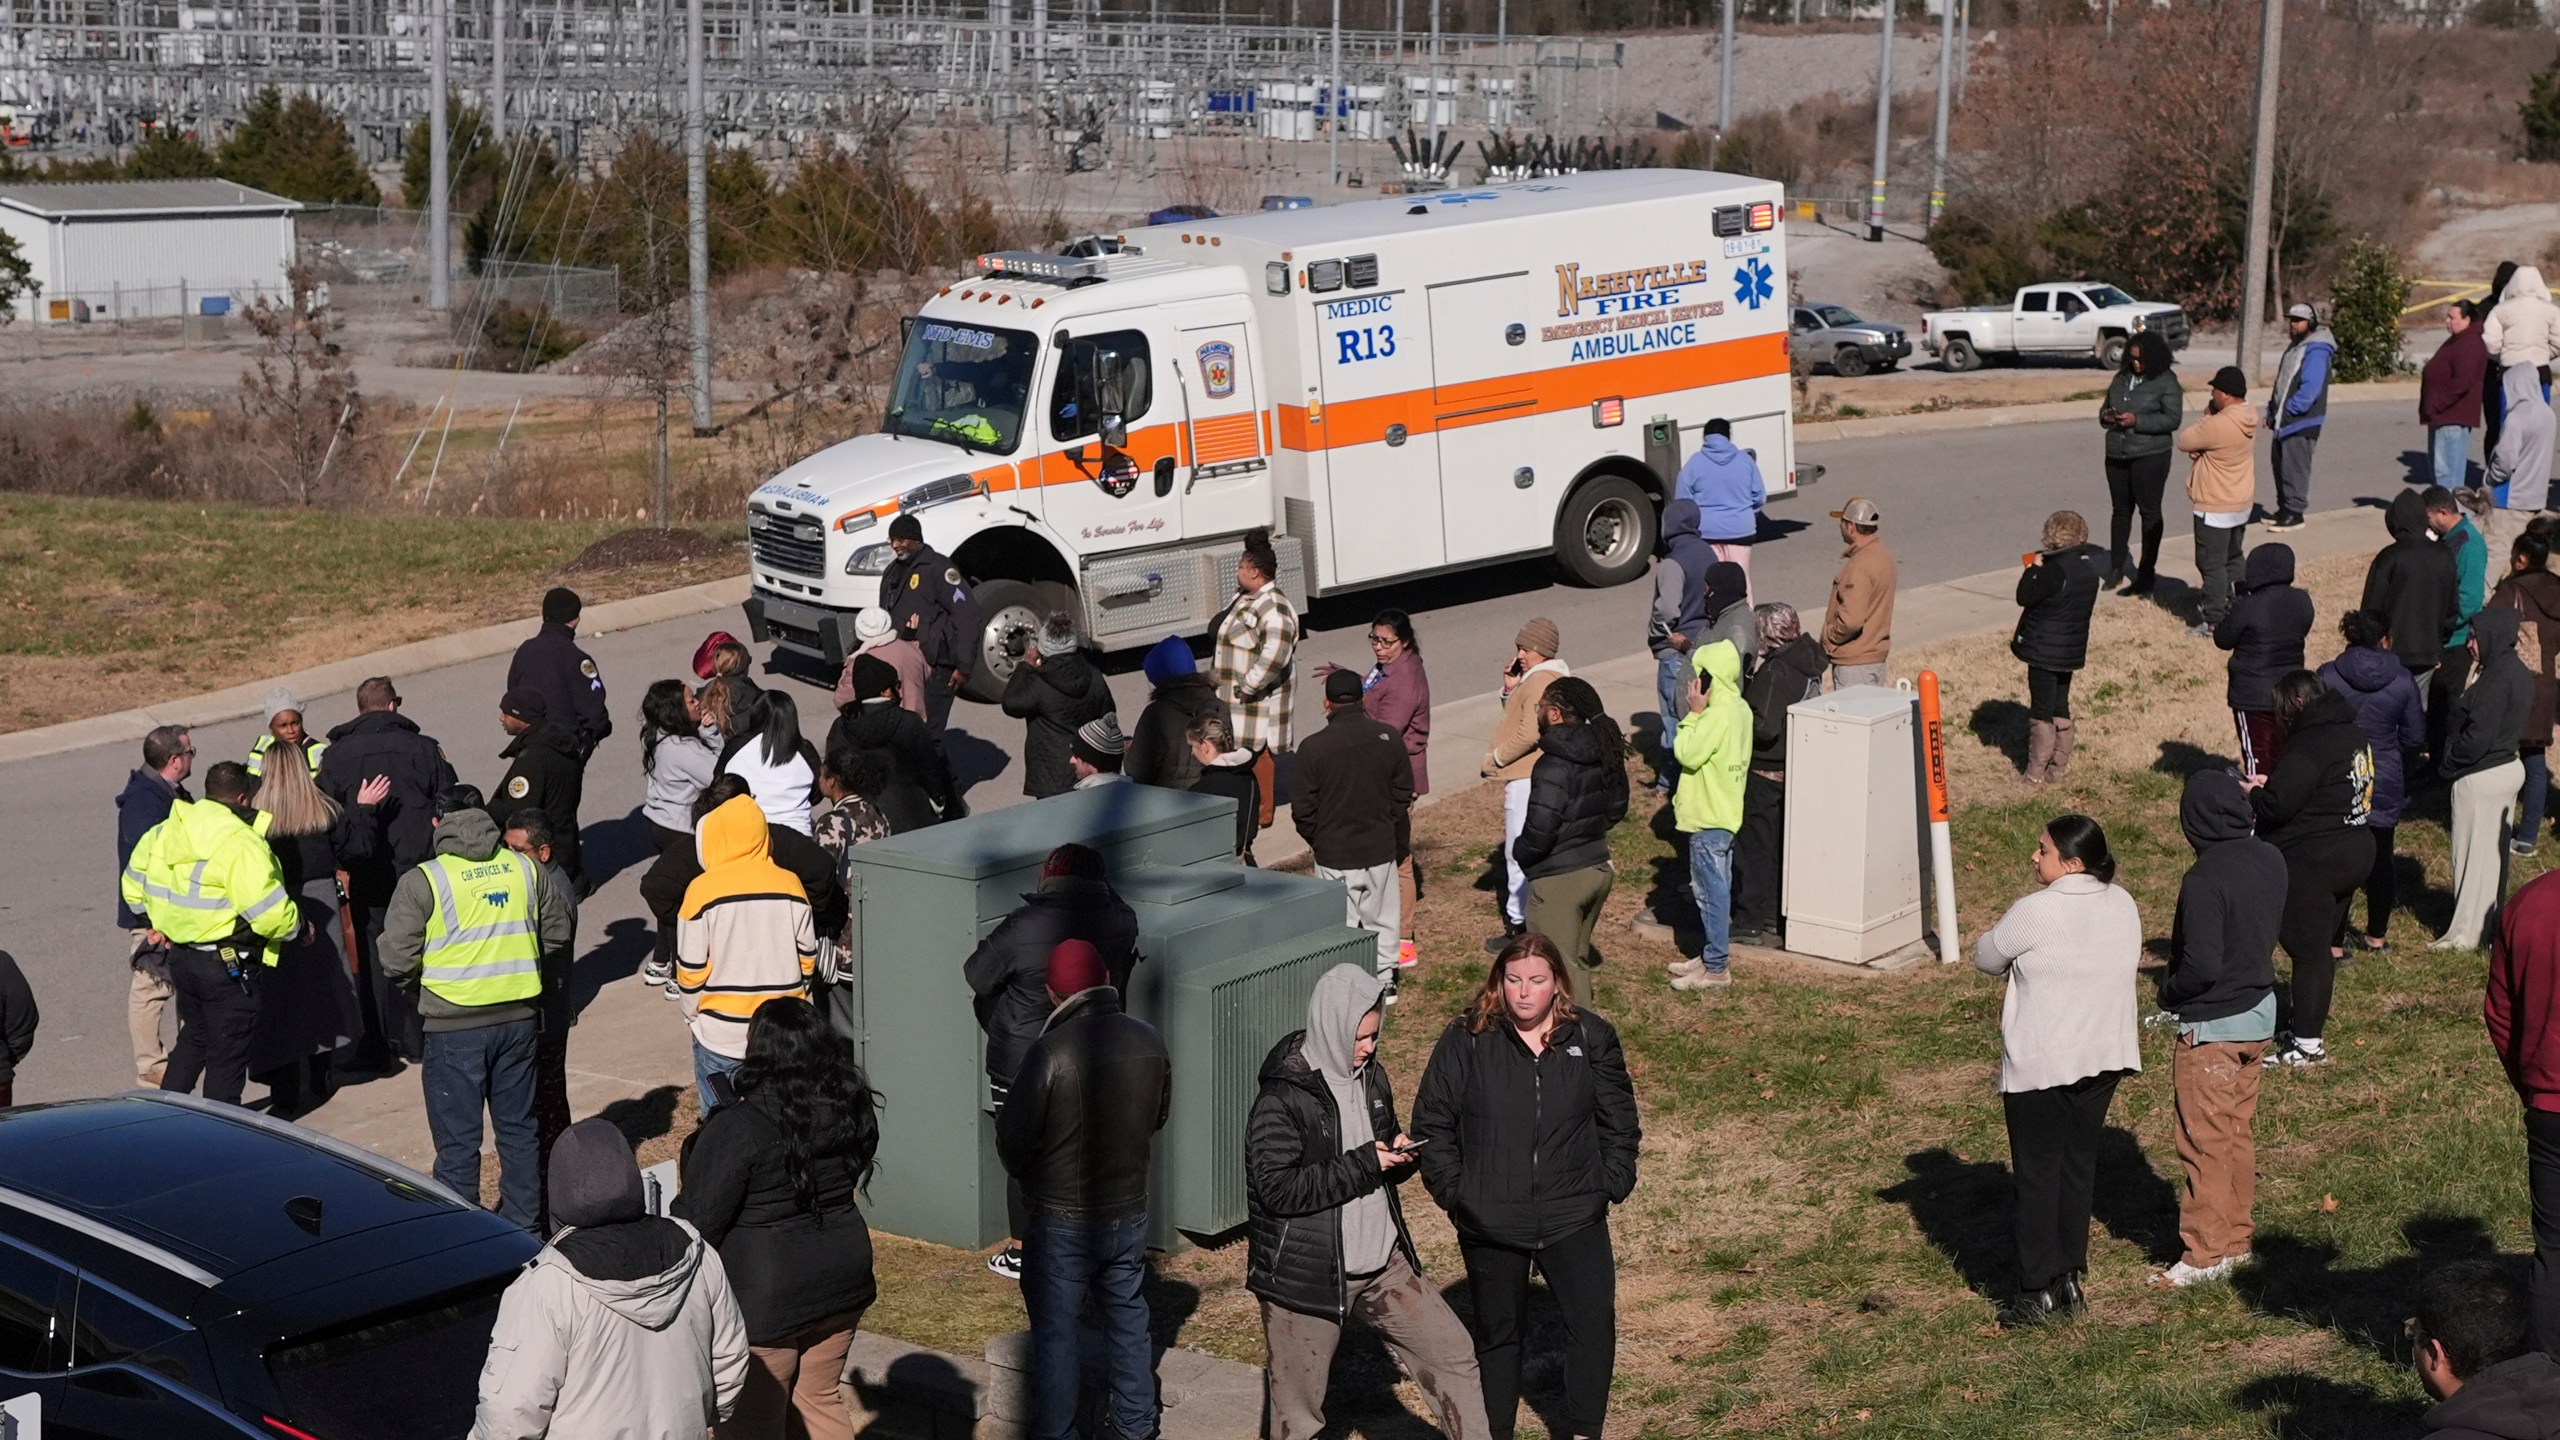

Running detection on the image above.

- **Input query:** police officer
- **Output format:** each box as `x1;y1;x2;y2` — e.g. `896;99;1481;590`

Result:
506;587;612;761
879;513;984;735
120;761;305;1105
490;687;586;889
378;785;570;1231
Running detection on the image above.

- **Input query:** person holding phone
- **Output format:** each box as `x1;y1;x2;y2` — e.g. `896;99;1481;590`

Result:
2098;332;2183;593
1413;933;1641;1440
2011;511;2109;784
1247;964;1489;1440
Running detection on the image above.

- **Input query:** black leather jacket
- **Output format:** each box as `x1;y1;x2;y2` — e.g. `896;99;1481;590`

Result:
994;988;1170;1223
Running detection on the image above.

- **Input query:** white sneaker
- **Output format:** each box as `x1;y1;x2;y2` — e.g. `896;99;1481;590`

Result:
1671;967;1731;991
1668;957;1705;978
2153;1255;2240;1288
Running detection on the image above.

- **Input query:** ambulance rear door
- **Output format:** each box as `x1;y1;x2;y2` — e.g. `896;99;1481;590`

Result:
1427;270;1548;565
1315;287;1445;586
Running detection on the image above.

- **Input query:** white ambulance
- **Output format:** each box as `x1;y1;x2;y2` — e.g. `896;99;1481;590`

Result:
742;167;1805;696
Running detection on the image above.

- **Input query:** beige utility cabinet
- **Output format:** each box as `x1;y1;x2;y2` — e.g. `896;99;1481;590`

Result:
1782;685;1924;963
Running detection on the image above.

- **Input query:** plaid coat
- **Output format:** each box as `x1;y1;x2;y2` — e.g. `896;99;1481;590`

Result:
1214;583;1301;754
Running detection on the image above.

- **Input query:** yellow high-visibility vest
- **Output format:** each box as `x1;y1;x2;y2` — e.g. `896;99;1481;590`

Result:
418;850;542;1007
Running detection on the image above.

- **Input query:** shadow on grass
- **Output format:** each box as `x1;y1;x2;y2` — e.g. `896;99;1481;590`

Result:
1880;1127;2183;1299
2154;738;2232;778
1970;698;2031;772
1642;802;1694;951
2232;1213;2504;1363
1441;1273;1582;1440
597;1083;682;1148
2229;1371;2427;1440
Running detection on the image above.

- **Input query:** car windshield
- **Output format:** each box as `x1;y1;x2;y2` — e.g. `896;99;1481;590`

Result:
1815;305;1863;326
265;1278;510;1440
2083;285;2135;308
884;321;1037;455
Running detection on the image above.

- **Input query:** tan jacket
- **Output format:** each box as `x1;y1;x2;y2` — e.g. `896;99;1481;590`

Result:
1822;534;1897;666
2178;401;2260;515
1483;659;1569;782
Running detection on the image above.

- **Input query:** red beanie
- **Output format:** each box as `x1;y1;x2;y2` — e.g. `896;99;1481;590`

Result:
1047;939;1109;995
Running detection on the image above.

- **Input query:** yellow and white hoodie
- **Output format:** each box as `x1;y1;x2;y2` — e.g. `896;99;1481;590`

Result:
676;794;817;1059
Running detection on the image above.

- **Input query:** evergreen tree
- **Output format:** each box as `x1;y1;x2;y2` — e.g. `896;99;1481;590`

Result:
400;103;501;211
123;129;219;179
220;89;380;205
2525;52;2560;164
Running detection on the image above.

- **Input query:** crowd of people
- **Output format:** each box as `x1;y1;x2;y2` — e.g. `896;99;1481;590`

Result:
87;265;2560;1437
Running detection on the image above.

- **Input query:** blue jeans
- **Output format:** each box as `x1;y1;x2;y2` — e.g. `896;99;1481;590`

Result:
2519;746;2552;848
694;1041;742;1113
2432;425;2474;491
1655;652;1690;790
1689;828;1735;973
1021;1212;1156;1440
423;1018;541;1230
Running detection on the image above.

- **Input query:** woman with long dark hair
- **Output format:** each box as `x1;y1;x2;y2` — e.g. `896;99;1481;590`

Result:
1973;814;2141;1327
2097;330;2183;593
675;996;880;1440
1411;933;1640;1440
719;687;820;835
2248;670;2377;1068
1513;678;1631;992
639;678;722;989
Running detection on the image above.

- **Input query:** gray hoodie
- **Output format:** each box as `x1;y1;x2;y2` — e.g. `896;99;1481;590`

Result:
472;1217;751;1440
1305;964;1396;1275
2492;362;2556;514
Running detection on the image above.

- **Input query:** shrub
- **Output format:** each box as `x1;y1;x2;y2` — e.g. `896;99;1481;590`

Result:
2327;239;2413;383
1927;208;2040;304
478;301;588;373
2526;52;2560;163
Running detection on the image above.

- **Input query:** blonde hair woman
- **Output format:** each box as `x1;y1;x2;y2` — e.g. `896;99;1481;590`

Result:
253;742;386;1115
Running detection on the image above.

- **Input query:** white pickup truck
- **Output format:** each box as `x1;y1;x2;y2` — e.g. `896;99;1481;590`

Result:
1919;281;2190;373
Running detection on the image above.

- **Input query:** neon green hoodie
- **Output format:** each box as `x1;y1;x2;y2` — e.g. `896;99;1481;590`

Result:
1673;639;1750;834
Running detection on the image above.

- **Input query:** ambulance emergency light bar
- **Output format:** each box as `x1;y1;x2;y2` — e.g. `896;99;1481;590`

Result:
973;252;1108;284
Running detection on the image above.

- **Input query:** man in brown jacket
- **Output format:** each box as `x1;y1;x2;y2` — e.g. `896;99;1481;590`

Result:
2181;365;2261;637
1822;498;1897;689
1481;617;1568;950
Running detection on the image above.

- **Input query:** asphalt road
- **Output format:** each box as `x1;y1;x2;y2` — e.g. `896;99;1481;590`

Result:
2;399;2437;1104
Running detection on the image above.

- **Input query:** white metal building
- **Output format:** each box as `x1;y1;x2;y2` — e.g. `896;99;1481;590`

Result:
0;179;299;324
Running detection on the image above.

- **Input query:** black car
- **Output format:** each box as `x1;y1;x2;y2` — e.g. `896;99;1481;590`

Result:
0;1092;537;1439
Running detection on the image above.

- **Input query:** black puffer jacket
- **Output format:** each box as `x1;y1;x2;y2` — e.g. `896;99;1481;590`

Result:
1746;635;1827;770
2250;691;2375;851
1411;1008;1641;1250
2218;544;2314;711
1510;721;1629;881
317;709;459;904
2011;542;2109;673
1244;1032;1420;1318
2360;489;2460;673
673;1091;876;1344
826;700;962;823
1001;653;1117;799
994;987;1171;1223
963;877;1142;1086
1126;675;1228;789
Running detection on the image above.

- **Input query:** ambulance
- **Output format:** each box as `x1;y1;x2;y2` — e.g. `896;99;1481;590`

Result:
741;167;1806;697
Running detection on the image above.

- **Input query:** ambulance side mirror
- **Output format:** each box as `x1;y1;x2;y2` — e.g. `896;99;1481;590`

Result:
1100;413;1129;448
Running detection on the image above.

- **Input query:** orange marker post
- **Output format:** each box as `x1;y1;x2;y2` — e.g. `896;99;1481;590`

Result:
1918;671;1959;963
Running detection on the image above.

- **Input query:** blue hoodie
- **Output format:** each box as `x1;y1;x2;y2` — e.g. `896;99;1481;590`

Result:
1674;435;1765;545
1651;500;1716;659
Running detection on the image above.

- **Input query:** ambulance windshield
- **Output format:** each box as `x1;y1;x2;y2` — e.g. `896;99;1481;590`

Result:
885;320;1037;454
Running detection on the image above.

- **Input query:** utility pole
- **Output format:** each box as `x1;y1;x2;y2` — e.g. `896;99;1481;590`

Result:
1327;0;1341;185
1867;0;1890;241
1955;0;1969;101
429;0;449;311
1426;0;1440;165
2236;0;2282;378
1928;0;1951;227
687;0;713;436
1717;0;1733;134
491;0;506;138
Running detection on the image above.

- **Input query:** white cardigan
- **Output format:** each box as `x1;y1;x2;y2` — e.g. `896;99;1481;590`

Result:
1974;872;2144;1093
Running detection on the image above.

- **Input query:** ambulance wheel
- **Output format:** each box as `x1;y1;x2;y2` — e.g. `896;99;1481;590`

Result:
963;578;1044;703
1553;476;1657;588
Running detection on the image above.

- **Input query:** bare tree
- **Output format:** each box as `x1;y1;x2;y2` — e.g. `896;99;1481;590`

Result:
239;264;365;507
